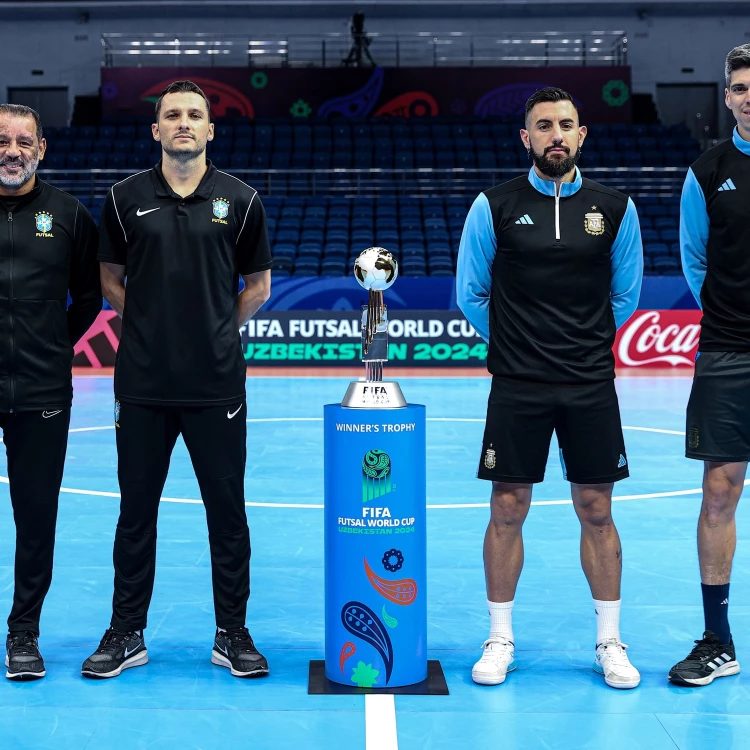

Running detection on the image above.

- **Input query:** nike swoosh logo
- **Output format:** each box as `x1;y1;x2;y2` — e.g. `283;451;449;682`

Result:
136;208;160;217
124;645;140;658
227;405;242;419
215;644;229;656
42;410;62;418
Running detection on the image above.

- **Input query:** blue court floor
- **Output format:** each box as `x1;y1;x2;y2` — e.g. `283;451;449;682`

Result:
0;373;749;750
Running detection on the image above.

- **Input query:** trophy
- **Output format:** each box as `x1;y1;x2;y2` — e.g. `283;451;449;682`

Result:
341;247;407;408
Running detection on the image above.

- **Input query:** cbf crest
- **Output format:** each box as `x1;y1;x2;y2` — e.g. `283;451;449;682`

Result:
584;207;605;236
35;212;53;236
212;198;229;221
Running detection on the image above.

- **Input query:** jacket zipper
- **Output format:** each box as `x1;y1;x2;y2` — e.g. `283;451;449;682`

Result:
554;182;561;242
7;211;14;413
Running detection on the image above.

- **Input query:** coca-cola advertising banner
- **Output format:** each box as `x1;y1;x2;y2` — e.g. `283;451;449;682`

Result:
614;310;701;369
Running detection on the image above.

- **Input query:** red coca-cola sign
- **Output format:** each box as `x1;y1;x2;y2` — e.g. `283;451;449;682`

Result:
614;310;702;368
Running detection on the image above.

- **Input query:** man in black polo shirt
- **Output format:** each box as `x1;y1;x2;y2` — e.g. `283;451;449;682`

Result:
81;81;272;679
457;88;643;689
0;104;100;680
668;44;750;687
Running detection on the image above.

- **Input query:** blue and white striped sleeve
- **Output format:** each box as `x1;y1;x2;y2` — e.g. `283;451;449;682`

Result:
456;194;496;343
610;197;644;329
679;168;709;309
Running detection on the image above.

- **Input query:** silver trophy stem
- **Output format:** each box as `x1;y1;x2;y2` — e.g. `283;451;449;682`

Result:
365;361;383;382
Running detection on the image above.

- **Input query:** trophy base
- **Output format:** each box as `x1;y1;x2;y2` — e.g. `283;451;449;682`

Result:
341;380;407;408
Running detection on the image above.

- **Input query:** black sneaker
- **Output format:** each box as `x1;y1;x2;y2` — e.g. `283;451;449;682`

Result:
668;630;740;687
5;632;45;681
212;627;269;678
81;628;148;679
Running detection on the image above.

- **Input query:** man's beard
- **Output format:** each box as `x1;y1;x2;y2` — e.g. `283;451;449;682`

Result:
530;144;580;179
162;136;205;163
0;151;40;188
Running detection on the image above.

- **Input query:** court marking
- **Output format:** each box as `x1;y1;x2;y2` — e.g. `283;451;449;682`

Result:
3;419;729;510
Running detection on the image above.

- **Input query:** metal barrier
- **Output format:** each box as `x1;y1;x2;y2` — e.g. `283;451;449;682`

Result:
101;31;627;69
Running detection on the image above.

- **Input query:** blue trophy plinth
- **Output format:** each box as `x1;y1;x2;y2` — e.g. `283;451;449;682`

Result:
324;403;427;688
308;247;446;696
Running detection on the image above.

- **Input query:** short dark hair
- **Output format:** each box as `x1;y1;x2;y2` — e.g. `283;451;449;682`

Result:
0;103;43;143
524;87;579;125
154;80;211;121
725;44;750;88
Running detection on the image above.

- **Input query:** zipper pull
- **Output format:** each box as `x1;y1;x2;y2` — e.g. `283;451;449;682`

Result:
7;212;12;222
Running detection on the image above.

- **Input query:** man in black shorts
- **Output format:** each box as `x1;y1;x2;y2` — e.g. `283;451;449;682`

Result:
457;87;643;689
668;44;750;687
81;81;272;679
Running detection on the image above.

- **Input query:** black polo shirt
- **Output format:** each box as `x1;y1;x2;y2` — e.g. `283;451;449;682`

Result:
98;160;272;406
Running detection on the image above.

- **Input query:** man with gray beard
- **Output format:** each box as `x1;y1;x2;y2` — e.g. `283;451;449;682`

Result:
0;104;101;679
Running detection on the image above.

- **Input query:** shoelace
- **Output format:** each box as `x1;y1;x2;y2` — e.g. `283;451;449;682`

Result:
222;627;257;652
479;637;513;657
598;638;631;666
685;638;721;661
8;631;38;656
98;628;137;653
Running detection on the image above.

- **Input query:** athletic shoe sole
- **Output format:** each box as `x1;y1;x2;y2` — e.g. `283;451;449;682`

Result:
4;655;45;681
471;660;516;686
668;659;740;687
211;649;269;678
81;649;149;679
593;662;641;689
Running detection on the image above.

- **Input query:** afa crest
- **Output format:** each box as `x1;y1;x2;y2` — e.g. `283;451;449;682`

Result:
35;212;53;235
484;447;496;470
584;210;605;236
212;198;229;220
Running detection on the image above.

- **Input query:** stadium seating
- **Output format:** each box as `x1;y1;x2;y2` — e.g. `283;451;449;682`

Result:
42;118;696;277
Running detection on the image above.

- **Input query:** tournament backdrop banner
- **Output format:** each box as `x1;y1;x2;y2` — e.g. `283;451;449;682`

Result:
72;310;483;367
101;66;632;123
73;309;702;369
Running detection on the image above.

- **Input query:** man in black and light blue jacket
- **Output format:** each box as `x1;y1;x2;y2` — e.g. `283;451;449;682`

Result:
669;43;750;689
457;87;643;690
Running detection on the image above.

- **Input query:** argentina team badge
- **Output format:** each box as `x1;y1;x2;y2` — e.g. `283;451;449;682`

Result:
584;207;605;236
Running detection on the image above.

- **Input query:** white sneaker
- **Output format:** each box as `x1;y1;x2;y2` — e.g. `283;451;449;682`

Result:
594;638;640;689
471;637;516;685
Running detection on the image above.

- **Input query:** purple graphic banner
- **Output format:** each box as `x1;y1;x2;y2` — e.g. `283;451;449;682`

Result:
101;66;632;123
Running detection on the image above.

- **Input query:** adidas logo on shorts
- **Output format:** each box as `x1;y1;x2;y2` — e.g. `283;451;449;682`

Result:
617;454;627;469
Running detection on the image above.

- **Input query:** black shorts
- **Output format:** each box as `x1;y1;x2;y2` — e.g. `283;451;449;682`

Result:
686;351;750;462
477;376;629;485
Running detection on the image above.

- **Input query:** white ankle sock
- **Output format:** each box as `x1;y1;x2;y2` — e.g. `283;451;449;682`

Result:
593;599;621;644
487;600;514;642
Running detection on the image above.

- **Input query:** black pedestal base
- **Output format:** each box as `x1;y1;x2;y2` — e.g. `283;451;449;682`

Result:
307;659;449;695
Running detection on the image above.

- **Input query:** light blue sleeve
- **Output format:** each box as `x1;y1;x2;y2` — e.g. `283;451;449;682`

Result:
456;194;496;343
679;167;708;309
610;197;644;329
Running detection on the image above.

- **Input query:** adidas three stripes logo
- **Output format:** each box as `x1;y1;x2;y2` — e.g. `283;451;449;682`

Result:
718;179;736;192
515;214;534;225
707;653;733;671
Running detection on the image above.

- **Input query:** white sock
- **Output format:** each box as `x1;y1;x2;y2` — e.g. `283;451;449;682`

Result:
487;600;514;642
593;599;621;644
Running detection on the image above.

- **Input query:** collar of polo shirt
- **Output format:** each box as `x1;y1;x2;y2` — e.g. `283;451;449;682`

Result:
527;165;582;198
732;126;750;156
151;159;219;201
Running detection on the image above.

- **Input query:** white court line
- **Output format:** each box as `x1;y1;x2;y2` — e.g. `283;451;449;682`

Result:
12;420;715;510
365;694;398;750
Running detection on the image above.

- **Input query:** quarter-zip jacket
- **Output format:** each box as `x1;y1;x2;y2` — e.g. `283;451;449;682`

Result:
457;167;643;383
0;179;101;411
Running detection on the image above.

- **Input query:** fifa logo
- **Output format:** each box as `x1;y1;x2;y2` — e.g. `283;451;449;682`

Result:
362;449;392;503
